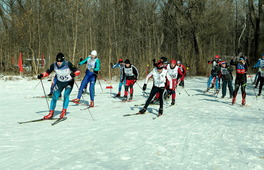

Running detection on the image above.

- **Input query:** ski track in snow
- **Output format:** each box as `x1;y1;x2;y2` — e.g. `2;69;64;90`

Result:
0;76;264;169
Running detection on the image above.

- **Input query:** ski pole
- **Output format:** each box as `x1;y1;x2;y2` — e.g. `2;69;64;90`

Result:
87;107;95;121
183;88;190;96
74;81;95;120
74;81;86;101
40;79;50;110
33;81;41;90
94;73;112;86
97;77;104;93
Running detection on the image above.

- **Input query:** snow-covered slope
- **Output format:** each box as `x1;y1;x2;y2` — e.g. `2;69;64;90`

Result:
0;76;263;169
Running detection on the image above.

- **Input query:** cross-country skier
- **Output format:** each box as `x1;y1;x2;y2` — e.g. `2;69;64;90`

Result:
166;60;183;105
219;61;233;98
230;57;248;105
252;54;264;88
111;59;125;97
206;55;221;93
121;59;139;101
138;61;173;116
150;57;168;104
72;50;100;107
37;53;80;119
176;61;187;88
253;54;264;96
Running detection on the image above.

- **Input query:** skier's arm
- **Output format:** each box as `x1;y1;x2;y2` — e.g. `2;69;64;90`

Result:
144;70;154;84
253;60;260;68
78;56;90;66
166;72;173;89
230;58;237;66
133;66;139;80
112;63;120;68
37;63;54;79
94;59;101;72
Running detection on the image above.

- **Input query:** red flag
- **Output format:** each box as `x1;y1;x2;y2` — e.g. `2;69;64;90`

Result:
18;52;23;72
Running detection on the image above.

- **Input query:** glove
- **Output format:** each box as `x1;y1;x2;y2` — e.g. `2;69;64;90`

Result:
80;58;83;62
70;72;75;78
133;79;137;84
143;84;147;91
110;63;113;67
37;74;43;79
167;89;173;95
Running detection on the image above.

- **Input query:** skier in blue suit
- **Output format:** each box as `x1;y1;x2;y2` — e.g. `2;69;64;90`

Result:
72;50;100;107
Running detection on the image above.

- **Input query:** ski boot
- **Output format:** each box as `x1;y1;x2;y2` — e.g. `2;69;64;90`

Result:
158;108;163;117
232;97;236;105
171;99;175;105
242;98;246;106
47;93;53;97
60;109;67;118
72;98;80;103
129;94;133;100
89;101;94;107
114;93;121;98
43;110;54;119
138;108;146;114
122;95;128;101
205;88;210;92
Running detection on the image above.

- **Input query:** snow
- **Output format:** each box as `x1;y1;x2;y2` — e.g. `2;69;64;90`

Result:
0;76;264;169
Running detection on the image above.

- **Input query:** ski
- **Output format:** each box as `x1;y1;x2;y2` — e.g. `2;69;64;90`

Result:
51;117;67;126
70;101;89;106
80;106;96;111
152;114;163;120
112;100;133;103
134;103;158;107
123;112;148;117
18;118;59;124
230;103;250;107
25;96;63;100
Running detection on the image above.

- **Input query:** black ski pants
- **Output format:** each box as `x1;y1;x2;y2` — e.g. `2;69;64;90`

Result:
143;86;165;110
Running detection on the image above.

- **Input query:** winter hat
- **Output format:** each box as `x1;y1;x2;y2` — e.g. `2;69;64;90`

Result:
124;59;130;64
177;61;181;64
239;57;245;61
170;60;177;64
56;53;65;62
118;59;123;63
91;50;97;56
221;61;226;65
160;57;168;64
215;55;220;59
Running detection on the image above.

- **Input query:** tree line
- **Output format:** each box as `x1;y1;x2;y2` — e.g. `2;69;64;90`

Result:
0;0;263;78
